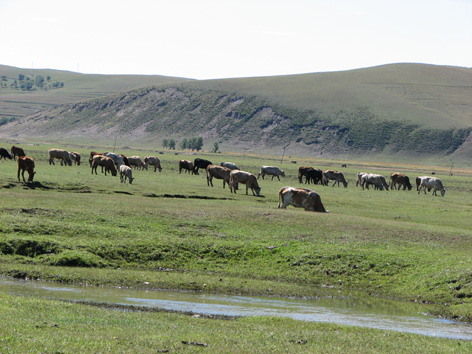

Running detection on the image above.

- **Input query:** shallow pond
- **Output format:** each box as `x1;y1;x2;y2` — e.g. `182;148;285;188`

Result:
1;277;472;340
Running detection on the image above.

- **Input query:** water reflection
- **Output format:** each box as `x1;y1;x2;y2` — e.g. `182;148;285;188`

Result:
1;277;472;340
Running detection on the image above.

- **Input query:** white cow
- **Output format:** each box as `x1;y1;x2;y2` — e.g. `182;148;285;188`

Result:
104;152;125;169
418;176;446;196
119;165;134;184
144;156;163;172
257;166;285;181
220;162;239;170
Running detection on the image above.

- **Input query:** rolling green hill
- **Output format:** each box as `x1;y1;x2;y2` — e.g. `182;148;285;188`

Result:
0;63;471;162
0;64;192;119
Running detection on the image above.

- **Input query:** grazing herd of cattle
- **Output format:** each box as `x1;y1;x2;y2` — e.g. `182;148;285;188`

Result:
1;145;448;212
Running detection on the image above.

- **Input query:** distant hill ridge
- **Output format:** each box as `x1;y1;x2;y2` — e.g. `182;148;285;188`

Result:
0;63;471;161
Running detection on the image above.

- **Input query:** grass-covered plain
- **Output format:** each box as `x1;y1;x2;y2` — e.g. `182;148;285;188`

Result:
1;144;472;352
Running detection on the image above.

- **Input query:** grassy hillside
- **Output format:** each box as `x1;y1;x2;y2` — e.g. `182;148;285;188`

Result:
1;63;471;163
0;64;192;119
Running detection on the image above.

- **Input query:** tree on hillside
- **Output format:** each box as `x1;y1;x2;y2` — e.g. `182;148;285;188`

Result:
212;142;219;153
162;139;168;149
168;139;176;150
179;138;188;150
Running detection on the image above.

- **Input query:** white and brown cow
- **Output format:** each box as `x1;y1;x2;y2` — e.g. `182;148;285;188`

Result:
258;166;285;181
48;149;72;166
206;164;232;189
278;186;328;213
229;170;261;196
144;156;163;172
119;165;134;184
17;156;36;182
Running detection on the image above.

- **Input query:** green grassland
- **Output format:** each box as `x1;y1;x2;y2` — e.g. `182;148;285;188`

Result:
1;145;472;351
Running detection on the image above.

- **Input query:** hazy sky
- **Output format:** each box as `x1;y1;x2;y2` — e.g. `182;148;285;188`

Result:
2;0;471;79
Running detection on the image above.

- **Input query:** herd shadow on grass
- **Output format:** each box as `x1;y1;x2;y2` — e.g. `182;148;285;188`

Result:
2;181;237;200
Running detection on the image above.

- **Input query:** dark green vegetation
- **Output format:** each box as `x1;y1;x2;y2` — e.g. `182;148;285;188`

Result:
1;145;472;351
1;63;471;162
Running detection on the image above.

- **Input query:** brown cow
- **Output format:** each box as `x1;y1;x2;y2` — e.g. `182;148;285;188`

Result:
278;186;328;212
229;170;261;196
91;155;117;176
206;164;232;189
89;151;103;167
128;156;146;170
17;156;36;182
69;152;81;166
179;160;194;174
390;173;412;190
298;166;313;184
48;149;72;166
11;145;25;159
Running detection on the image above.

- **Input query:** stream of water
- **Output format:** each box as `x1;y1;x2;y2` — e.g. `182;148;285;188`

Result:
2;277;472;340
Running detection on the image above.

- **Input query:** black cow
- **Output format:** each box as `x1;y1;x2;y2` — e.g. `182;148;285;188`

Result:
305;168;323;184
193;158;213;175
0;147;13;160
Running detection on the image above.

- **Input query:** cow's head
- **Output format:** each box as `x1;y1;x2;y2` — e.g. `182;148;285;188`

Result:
28;170;36;182
440;188;446;197
280;170;286;177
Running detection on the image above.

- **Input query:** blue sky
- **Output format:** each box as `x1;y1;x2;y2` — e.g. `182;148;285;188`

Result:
2;0;471;79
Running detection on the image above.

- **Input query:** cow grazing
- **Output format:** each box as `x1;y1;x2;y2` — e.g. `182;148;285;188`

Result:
220;162;239;170
11;145;25;159
229;170;261;196
359;173;389;190
128;156;146;170
322;170;348;188
17;156;35;182
390;173;412;191
144;156;163;172
278;186;328;213
418;176;446;196
119;165;134;184
298;166;313;184
206;164;232;189
89;151;103;167
356;172;368;187
416;176;432;192
305;168;323;184
193;158;213;175
0;147;13;160
179;160;194;174
91;155;117;176
69;152;81;166
48;149;72;166
258;166;285;181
